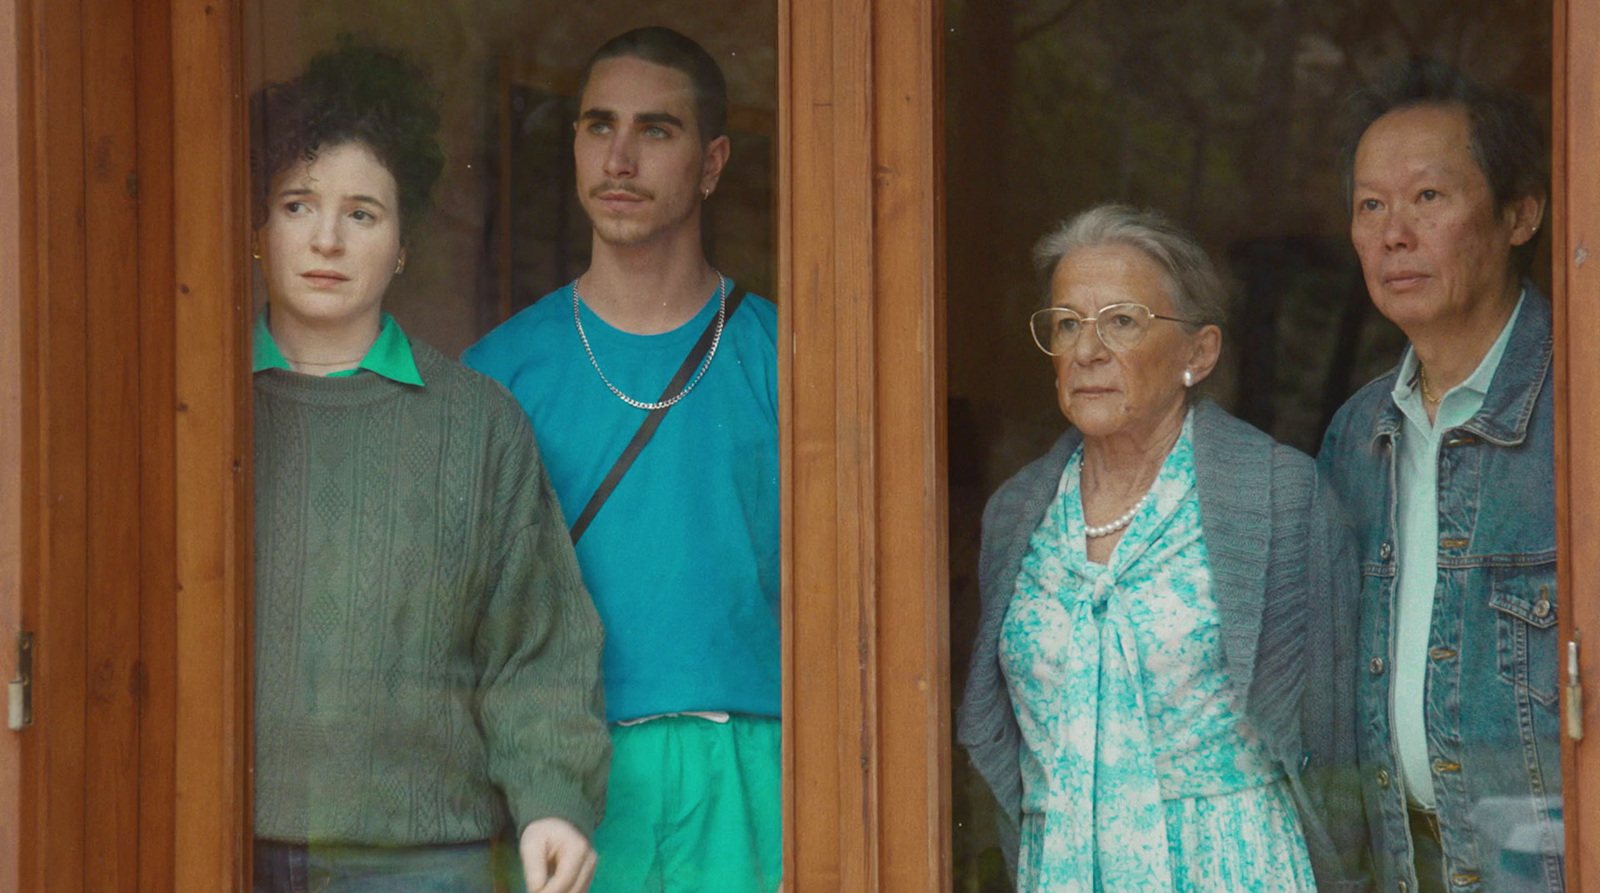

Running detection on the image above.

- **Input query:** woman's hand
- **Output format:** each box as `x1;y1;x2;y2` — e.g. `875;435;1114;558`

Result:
519;817;598;893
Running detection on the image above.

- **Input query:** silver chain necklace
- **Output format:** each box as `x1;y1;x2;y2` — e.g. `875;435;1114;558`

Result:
573;272;728;411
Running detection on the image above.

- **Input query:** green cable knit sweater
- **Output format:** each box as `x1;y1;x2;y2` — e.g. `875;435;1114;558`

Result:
253;339;609;846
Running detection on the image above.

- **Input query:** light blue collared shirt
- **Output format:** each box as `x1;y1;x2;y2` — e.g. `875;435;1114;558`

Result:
1389;291;1524;809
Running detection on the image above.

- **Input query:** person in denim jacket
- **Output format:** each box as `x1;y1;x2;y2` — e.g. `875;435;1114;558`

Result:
1318;58;1559;893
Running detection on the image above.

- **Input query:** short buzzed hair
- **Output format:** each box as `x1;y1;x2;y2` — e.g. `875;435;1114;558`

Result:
577;26;728;143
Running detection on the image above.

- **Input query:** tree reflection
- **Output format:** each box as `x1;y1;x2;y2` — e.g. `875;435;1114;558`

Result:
945;1;1551;887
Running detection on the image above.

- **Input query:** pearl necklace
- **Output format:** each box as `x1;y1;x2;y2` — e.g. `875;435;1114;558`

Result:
1084;494;1147;539
573;272;728;411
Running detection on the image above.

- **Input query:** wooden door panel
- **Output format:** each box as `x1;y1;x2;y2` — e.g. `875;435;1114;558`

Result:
169;0;252;889
0;0;28;891
3;1;246;890
30;0;93;887
780;0;947;889
133;1;177;891
83;0;145;887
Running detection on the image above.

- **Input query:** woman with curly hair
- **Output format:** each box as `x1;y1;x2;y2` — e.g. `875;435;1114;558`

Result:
249;39;608;893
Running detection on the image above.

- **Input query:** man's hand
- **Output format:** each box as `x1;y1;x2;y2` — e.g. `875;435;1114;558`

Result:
519;817;597;893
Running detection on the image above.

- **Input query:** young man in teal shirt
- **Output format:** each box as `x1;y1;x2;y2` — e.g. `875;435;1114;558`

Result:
465;26;780;893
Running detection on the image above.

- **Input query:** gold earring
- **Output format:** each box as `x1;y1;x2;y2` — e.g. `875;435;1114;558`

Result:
251;238;262;260
394;251;407;275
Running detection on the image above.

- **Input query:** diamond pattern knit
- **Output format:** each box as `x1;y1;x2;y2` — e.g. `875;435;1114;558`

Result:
253;340;609;846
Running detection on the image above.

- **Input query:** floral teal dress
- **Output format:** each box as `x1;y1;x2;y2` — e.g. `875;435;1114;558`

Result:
999;414;1317;893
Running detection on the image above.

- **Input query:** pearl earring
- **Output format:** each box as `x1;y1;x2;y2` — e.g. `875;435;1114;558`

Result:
1182;369;1194;388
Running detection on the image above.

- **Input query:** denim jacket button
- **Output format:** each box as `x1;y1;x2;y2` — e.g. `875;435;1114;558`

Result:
1370;657;1386;674
1380;542;1393;560
1398;882;1409;893
1376;769;1391;787
1433;760;1462;773
1534;598;1552;618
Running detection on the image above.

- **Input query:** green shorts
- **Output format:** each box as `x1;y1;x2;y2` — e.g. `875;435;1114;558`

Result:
588;713;781;893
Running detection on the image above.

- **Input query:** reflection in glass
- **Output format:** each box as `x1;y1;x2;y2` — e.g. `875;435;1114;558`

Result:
1321;57;1563;893
945;2;1553;889
248;39;608;891
245;3;775;357
247;5;777;892
496;63;773;321
464;28;782;891
956;205;1362;891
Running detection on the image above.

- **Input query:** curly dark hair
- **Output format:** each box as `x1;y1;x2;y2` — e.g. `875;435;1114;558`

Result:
249;37;444;240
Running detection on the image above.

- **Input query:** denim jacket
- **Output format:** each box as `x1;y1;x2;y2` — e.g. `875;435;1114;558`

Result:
1318;285;1562;893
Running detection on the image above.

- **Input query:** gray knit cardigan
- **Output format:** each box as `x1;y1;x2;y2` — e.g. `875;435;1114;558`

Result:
956;399;1371;891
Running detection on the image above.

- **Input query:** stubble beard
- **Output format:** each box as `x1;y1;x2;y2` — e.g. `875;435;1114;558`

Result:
582;191;699;251
590;214;658;248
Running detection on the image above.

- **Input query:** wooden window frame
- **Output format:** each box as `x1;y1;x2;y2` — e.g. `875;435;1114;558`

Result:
780;0;947;887
1554;0;1599;879
0;0;23;881
0;0;1596;890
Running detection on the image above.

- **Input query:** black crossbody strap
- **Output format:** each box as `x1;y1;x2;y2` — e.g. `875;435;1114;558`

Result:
570;284;748;544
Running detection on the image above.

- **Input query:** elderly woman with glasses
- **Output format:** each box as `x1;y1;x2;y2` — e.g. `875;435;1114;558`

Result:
957;203;1370;892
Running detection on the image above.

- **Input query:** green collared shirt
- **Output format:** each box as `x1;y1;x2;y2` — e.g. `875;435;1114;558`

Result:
253;310;425;386
1388;290;1524;809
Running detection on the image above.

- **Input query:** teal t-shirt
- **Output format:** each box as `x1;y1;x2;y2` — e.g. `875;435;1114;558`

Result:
463;282;780;723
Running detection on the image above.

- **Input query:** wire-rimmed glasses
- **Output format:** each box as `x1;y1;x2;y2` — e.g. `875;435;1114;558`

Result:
1028;302;1197;356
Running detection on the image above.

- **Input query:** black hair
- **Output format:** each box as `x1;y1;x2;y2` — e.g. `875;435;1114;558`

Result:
576;26;728;143
1341;56;1547;273
249;36;444;240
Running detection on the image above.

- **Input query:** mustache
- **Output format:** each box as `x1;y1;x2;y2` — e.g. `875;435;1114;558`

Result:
589;182;653;200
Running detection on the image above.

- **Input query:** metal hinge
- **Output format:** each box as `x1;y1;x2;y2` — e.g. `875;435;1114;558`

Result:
1567;632;1585;742
7;633;31;730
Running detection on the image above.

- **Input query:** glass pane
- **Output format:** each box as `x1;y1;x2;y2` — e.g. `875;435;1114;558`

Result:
947;3;1555;890
245;5;778;890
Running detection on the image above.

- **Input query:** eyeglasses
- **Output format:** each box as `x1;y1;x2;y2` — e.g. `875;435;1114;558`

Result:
1028;302;1197;356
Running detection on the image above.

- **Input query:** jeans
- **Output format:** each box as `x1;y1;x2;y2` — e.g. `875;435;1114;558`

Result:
252;839;495;893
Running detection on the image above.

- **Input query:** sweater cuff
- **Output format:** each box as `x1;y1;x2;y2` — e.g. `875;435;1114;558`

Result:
509;786;603;840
